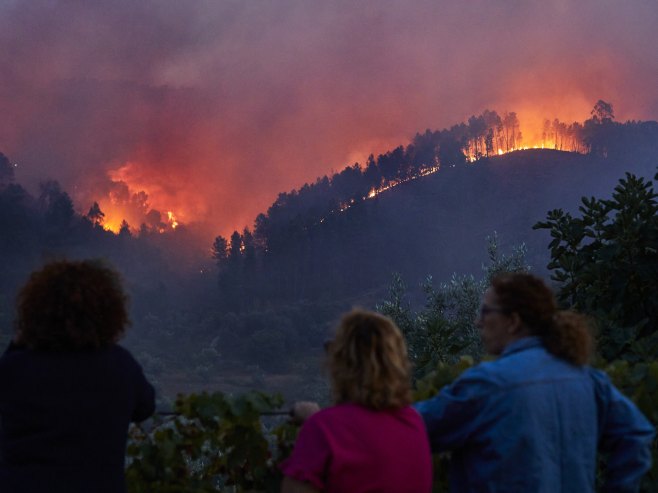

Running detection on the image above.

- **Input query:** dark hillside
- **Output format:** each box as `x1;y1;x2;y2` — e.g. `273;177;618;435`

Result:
212;110;658;313
370;150;646;283
2;112;656;396
221;148;656;308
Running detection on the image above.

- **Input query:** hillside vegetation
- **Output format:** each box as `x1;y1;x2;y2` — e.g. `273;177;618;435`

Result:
0;101;657;394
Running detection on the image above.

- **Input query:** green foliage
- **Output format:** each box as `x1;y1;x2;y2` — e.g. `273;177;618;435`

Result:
376;272;415;345
413;355;476;401
534;171;658;360
126;391;296;493
412;356;476;492
601;359;658;491
378;234;529;377
128;356;657;492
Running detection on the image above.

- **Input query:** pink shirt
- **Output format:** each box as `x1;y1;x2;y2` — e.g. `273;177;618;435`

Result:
281;403;432;493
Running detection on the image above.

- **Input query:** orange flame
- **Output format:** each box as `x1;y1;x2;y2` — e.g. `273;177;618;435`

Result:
90;161;186;235
167;211;179;229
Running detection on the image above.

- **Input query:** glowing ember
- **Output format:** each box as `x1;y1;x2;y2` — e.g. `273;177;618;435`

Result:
167;211;179;229
102;218;123;234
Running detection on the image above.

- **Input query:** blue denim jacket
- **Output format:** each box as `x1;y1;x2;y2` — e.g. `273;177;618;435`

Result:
414;337;655;492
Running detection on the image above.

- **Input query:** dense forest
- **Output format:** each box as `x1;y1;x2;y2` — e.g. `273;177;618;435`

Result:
1;101;657;400
210;102;657;310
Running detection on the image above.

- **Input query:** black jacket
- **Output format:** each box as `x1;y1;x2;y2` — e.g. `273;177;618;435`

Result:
0;342;155;493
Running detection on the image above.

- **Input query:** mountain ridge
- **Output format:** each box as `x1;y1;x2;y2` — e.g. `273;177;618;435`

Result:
212;144;658;313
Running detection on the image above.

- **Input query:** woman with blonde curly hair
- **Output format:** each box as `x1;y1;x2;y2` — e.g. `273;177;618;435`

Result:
415;272;654;492
0;260;155;493
281;309;432;493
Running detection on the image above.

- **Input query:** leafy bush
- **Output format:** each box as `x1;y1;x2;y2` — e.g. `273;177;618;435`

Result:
126;391;296;493
377;234;528;377
601;359;658;491
126;356;657;492
534;171;658;361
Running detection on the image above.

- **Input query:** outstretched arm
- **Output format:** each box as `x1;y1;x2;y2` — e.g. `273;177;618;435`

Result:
281;476;320;493
593;369;655;493
129;351;156;422
413;367;493;453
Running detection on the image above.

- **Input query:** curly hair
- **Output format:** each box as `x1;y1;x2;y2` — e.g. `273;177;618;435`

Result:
491;273;593;366
15;260;129;351
328;309;412;410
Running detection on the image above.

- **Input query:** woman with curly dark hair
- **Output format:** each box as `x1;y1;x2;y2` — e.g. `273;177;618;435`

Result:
415;272;654;492
0;260;155;493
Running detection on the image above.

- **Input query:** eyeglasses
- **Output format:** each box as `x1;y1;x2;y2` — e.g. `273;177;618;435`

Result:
478;305;506;318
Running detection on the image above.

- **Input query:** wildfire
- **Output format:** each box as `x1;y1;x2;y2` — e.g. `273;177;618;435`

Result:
85;107;589;237
87;161;185;235
332;140;583;219
363;165;440;201
102;218;125;234
167;211;179;229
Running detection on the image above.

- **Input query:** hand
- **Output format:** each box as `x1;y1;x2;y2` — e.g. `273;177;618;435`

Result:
290;401;321;425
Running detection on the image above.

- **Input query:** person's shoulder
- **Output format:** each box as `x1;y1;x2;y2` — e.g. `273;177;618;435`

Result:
431;359;514;403
397;405;429;426
481;342;567;383
455;360;505;388
312;402;359;419
105;344;142;368
107;343;136;358
0;341;30;366
586;366;611;383
585;366;616;397
304;403;370;426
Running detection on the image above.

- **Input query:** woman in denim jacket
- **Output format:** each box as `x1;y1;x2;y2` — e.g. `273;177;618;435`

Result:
414;272;654;493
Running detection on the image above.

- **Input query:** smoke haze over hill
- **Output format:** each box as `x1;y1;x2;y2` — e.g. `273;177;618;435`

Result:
1;0;657;239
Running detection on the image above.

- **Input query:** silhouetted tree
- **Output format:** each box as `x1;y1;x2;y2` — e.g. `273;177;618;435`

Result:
502;112;520;151
378;146;406;183
410;130;440;169
212;235;229;269
438;135;466;167
229;231;242;262
0;183;36;253
534;171;658;360
86;202;105;227
467;115;487;160
482;110;502;155
363;154;382;190
0;153;14;186
39;181;74;233
584;100;617;157
332;163;367;202
591;100;615;123
119;220;132;237
241;228;256;264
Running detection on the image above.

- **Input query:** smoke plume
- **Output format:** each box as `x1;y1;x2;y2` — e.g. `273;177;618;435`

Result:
1;0;656;240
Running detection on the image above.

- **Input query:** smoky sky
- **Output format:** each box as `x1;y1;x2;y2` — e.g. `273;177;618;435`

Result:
1;0;657;241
